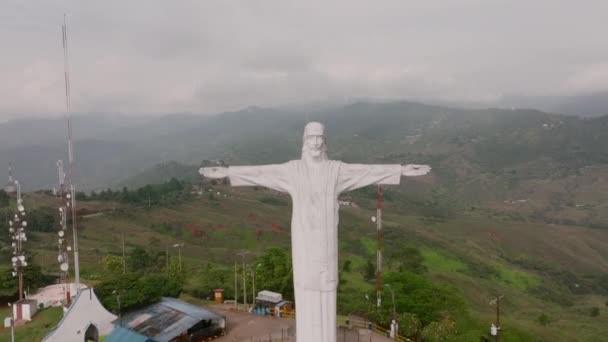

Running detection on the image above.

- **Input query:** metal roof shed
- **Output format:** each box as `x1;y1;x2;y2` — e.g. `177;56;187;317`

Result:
118;297;225;342
105;326;158;342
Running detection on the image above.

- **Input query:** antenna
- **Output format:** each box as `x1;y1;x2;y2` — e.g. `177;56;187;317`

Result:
56;159;70;304
8;163;13;183
62;15;80;288
8;177;28;307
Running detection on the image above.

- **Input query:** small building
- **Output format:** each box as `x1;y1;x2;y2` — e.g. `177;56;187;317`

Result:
13;299;38;321
254;290;294;317
255;290;282;305
116;297;225;342
43;288;117;342
213;289;224;304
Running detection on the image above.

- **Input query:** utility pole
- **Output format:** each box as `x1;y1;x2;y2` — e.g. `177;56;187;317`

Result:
122;231;126;274
375;184;383;308
496;296;501;342
173;243;184;271
234;260;238;309
490;295;503;342
165;245;169;275
251;267;256;306
237;251;249;308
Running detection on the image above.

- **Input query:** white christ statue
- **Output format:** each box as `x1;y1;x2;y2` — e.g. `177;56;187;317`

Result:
200;122;431;342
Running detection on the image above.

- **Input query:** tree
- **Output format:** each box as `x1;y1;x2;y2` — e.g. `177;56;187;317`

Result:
421;319;456;341
28;207;58;232
591;307;600;317
398;247;427;274
364;258;375;281
95;273;182;313
166;257;186;284
0;265;54;299
383;272;466;326
254;248;294;300
127;247;154;272
188;266;232;299
0;190;9;208
399;312;422;340
102;255;124;274
537;313;550;326
342;259;352;272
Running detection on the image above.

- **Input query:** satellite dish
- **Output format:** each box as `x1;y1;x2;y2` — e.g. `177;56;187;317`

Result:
17;205;25;212
58;231;65;237
59;207;63;213
67;246;72;251
8;220;12;225
22;261;27;267
371;216;376;223
60;263;69;272
66;194;71;199
58;255;63;263
58;239;63;244
11;242;16;247
11;257;17;263
18;255;25;261
9;228;14;233
21;212;25;216
21;221;27;227
11;272;16;277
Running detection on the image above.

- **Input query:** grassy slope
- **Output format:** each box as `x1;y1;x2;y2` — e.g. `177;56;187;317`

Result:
21;184;608;341
0;307;63;341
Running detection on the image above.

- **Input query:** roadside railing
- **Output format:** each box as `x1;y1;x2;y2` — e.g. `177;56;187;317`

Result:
230;305;412;341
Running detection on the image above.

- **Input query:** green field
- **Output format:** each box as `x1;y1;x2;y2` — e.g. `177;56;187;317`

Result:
5;182;608;341
0;307;63;342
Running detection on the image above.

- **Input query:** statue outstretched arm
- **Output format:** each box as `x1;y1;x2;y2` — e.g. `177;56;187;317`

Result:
402;164;432;176
200;163;292;193
338;163;431;193
200;166;228;179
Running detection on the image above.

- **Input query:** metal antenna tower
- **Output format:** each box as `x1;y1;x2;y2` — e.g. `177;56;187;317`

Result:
62;15;80;287
56;160;71;304
8;177;27;302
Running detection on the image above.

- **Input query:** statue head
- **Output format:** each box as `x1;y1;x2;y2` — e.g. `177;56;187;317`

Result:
301;121;327;161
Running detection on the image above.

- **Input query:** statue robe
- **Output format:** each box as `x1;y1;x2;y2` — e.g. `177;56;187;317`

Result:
228;160;401;341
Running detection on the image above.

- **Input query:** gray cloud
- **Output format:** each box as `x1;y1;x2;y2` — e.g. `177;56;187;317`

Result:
1;0;607;119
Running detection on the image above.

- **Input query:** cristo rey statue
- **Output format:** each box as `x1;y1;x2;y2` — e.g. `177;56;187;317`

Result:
200;122;431;341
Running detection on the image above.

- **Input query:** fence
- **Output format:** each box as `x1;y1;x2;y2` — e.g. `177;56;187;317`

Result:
237;306;412;342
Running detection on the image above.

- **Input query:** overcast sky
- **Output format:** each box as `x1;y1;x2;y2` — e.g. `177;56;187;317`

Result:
1;0;607;120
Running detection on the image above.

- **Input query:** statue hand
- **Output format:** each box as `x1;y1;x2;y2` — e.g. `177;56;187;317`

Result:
402;164;431;176
199;167;228;179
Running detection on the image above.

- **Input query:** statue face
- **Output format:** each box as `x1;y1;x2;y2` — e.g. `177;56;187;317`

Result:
305;134;325;157
301;121;327;160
